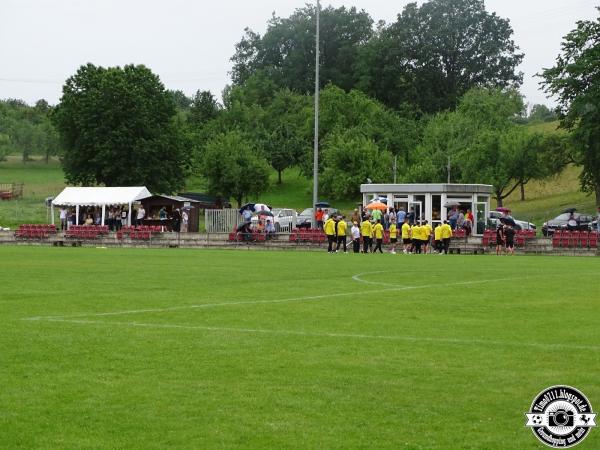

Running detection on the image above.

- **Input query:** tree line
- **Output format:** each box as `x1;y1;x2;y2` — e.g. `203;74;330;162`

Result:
8;0;597;207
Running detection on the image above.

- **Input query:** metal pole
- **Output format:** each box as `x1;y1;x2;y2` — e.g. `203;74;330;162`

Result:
393;155;397;184
312;0;320;228
447;155;451;184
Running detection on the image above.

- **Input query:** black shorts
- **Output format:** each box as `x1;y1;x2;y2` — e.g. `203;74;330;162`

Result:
403;238;411;244
391;238;397;243
422;239;428;246
506;240;514;248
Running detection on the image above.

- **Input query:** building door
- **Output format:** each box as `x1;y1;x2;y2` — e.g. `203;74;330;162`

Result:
475;202;487;235
409;201;422;224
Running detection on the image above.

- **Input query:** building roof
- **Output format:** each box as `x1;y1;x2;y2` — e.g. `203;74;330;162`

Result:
360;183;493;195
52;186;152;206
146;194;200;203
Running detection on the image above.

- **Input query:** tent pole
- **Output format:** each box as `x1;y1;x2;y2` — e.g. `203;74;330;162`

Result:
101;205;106;226
76;205;80;225
51;204;55;225
128;202;132;226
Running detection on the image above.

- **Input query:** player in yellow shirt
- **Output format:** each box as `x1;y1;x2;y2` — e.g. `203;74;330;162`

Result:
373;219;384;253
401;218;412;254
324;216;336;253
434;224;443;253
422;220;433;254
411;223;422;254
336;216;348;253
389;222;397;254
440;220;453;254
360;218;373;253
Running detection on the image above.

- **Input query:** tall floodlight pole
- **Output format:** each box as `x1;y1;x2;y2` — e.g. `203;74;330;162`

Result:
312;0;320;228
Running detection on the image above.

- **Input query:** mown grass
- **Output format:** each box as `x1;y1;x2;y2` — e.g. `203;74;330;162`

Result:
1;247;599;449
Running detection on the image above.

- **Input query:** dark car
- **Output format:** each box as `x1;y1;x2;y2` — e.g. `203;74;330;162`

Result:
542;212;594;236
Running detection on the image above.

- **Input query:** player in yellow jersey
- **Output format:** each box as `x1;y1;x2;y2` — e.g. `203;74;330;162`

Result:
422;220;433;254
401;218;411;254
336;216;348;253
372;219;384;253
434;223;443;253
440;220;453;254
360;218;373;253
389;222;397;254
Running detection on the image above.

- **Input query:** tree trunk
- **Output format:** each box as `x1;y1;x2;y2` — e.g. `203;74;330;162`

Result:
595;182;600;208
520;181;525;201
496;191;503;207
277;169;282;184
237;196;243;208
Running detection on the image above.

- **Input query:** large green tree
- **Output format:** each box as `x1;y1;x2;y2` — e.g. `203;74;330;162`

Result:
230;5;374;93
201;130;270;207
356;0;523;113
320;128;393;199
52;64;189;193
540;9;600;206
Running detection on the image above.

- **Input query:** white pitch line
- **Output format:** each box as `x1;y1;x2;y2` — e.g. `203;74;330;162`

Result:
22;276;526;321
36;318;600;352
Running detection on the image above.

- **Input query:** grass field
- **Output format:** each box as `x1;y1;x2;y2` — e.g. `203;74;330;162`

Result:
1;247;599;449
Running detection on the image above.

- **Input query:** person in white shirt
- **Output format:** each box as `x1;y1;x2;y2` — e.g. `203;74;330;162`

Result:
181;209;189;232
59;207;67;231
351;221;361;253
136;206;145;226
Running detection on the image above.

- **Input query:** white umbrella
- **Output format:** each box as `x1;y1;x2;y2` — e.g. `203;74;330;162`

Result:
253;203;270;212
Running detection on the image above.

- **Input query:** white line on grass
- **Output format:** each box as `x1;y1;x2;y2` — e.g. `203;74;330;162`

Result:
22;276;525;321
36;318;600;352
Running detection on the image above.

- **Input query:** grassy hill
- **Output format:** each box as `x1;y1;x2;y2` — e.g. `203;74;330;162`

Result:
0;149;596;230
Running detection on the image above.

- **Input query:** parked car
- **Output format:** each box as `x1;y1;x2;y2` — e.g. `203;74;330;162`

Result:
488;211;536;231
296;207;340;228
251;208;297;231
588;220;598;232
541;212;594;236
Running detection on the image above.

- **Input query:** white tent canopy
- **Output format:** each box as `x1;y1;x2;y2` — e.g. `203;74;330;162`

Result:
51;186;152;226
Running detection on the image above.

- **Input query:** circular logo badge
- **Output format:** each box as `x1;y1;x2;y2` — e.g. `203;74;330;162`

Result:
525;385;596;448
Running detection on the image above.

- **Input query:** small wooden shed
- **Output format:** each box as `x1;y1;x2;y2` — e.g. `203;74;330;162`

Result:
140;195;200;232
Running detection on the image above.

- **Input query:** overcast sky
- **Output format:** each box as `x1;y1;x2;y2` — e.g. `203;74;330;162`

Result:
0;0;597;107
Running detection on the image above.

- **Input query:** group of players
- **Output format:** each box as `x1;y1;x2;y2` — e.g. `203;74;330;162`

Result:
323;215;454;254
495;222;516;255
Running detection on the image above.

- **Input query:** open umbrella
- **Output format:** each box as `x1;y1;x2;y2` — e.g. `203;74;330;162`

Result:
444;200;461;207
239;203;255;214
496;207;511;214
500;217;517;227
366;201;387;211
253;203;270;212
315;201;330;208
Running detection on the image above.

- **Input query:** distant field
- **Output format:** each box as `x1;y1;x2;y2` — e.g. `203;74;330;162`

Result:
1;247;599;448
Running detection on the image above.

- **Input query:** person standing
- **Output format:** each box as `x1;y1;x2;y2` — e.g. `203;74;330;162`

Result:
504;224;515;255
373;219;384;254
397;207;406;225
389;208;396;228
407;207;415;225
371;207;382;224
401;218;411;254
59;207;67;231
172;208;182;232
389;221;397;254
440;220;453;254
351;208;361;224
434;224;443;253
336;216;348;253
423;220;432;254
324;215;336;253
412;222;422;254
496;223;505;256
136;205;146;226
181;209;189;233
316;208;324;230
351;221;361;253
120;208;128;228
360;217;373;253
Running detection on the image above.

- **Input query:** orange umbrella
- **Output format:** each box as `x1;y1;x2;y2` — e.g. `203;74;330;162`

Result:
366;201;387;211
